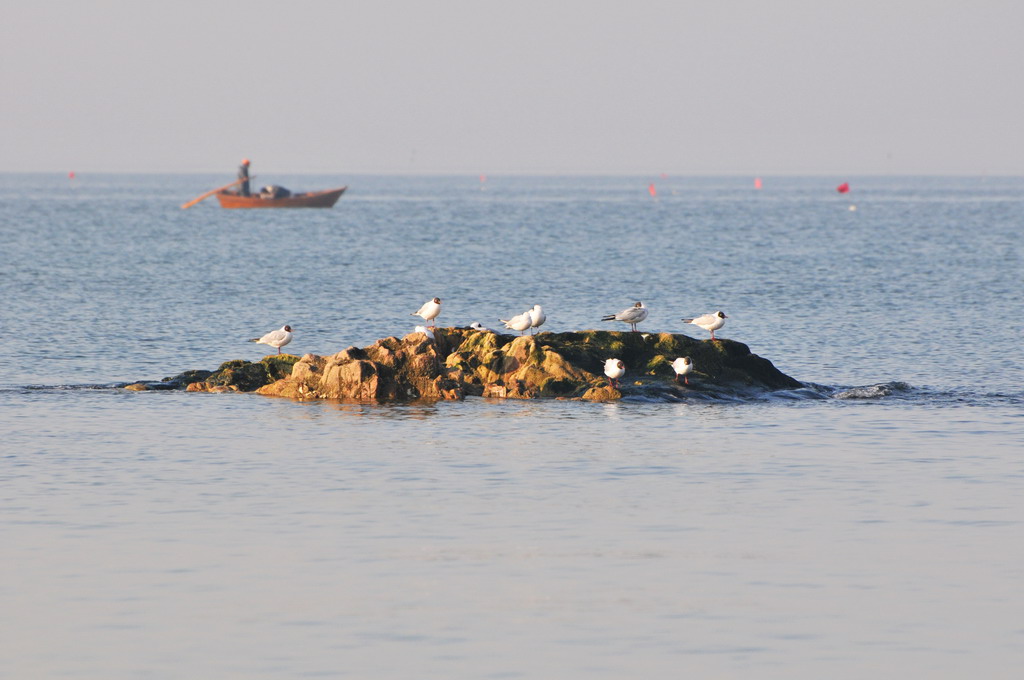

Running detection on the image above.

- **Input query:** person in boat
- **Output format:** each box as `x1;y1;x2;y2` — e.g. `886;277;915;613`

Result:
238;158;251;197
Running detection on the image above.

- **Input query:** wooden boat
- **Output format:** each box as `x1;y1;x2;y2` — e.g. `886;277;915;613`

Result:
215;186;347;209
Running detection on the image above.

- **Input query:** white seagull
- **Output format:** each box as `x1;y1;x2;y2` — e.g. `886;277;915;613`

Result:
528;304;546;334
413;325;435;341
500;311;533;335
602;301;648;332
604;358;626;388
671;356;694;385
682;311;727;340
469;322;494;332
249;325;293;354
411;297;442;328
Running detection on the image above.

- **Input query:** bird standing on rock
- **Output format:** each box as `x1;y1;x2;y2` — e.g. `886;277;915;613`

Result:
602;301;648;332
528;304;546;334
412;297;442;328
604;358;626;388
672;356;694;385
250;325;293;354
500;310;533;335
682;311;727;340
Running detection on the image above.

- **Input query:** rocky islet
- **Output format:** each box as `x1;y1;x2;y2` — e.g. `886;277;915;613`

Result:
127;328;802;403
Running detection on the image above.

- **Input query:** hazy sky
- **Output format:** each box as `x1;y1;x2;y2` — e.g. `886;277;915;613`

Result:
3;0;1022;175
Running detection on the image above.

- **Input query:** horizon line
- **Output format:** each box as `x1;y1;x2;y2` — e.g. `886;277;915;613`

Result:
2;170;1022;179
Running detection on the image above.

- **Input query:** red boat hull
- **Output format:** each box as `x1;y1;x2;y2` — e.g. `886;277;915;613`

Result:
216;186;346;209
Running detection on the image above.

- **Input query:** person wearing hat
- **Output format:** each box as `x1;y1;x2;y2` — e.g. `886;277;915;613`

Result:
238;158;251;197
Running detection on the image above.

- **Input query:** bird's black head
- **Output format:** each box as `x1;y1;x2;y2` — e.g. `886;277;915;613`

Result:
284;325;292;332
433;297;441;304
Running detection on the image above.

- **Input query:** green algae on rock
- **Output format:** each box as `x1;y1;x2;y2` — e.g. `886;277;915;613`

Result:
125;356;299;392
186;355;301;392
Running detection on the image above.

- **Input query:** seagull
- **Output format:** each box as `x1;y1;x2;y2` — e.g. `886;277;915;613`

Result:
681;311;727;340
500;311;533;335
602;301;648;332
411;297;442;328
413;325;435;341
249;325;293;354
528;304;546;334
671;356;694;385
604;358;626;388
469;322;494;332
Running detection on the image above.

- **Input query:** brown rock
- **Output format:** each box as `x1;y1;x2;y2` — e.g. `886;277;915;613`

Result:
581;385;623;402
241;327;801;404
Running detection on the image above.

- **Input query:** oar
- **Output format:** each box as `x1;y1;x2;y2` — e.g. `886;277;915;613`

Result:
180;176;255;209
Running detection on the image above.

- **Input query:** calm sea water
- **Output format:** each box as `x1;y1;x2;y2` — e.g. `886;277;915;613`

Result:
1;173;1022;678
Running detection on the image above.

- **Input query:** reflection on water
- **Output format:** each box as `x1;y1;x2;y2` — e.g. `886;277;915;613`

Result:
4;384;1024;678
4;390;1023;678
